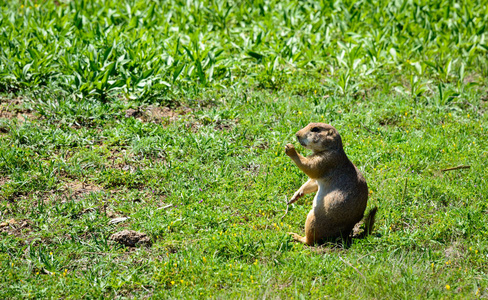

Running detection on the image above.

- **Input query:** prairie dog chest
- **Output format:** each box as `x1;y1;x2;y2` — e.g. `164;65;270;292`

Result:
312;179;333;208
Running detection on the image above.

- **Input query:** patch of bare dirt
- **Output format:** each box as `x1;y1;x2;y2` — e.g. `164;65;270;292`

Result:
276;280;293;290
214;121;234;131
309;242;345;253
186;121;203;133
463;74;480;84
31;180;104;205
105;148;154;171
0;109;13;119
0;97;35;122
378;116;399;127
0;97;22;106
186;118;239;133
0;177;8;186
125;105;240;133
243;163;261;176
64;180;102;197
125;106;192;125
444;243;465;259
0;218;33;237
106;149;134;169
110;230;151;247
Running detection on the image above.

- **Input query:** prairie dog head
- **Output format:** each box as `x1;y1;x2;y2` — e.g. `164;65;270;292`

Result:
295;123;343;153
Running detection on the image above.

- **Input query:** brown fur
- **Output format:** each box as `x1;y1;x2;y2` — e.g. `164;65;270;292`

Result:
285;123;369;245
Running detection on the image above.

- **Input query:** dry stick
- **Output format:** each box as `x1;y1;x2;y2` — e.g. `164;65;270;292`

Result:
156;204;173;210
360;124;375;135
339;256;366;280
140;285;151;293
280;196;289;220
441;165;471;172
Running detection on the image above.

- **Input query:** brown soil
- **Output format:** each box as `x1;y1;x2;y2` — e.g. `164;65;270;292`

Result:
0;218;33;237
0;97;35;122
64;180;102;197
110;230;152;247
124;106;192;125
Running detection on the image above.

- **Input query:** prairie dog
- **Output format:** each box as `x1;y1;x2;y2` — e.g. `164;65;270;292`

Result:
285;123;369;245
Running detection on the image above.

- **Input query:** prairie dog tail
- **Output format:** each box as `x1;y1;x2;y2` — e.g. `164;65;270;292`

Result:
351;206;378;239
363;206;377;236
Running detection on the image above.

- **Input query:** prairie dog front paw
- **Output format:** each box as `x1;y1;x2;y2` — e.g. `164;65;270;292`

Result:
285;143;297;157
288;191;303;204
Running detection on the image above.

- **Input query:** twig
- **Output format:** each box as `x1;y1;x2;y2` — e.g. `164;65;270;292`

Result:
108;217;130;225
42;268;54;275
157;204;173;210
441;165;470;172
359;124;375;135
339;256;366;280
140;284;151;293
280;196;289;220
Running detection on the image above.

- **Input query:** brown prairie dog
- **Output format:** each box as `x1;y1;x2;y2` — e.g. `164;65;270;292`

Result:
285;123;369;245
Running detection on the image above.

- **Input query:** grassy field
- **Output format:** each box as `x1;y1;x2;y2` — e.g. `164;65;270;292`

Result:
1;0;488;298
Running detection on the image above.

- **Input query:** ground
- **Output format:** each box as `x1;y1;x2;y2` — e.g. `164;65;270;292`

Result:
1;0;487;298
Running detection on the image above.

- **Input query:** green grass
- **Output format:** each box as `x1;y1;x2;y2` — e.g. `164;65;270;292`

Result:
1;0;488;298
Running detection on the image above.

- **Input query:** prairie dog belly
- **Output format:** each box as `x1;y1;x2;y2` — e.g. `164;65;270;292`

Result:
312;181;330;209
313;179;342;209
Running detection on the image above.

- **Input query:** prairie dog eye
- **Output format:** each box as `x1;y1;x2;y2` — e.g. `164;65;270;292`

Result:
310;127;320;133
